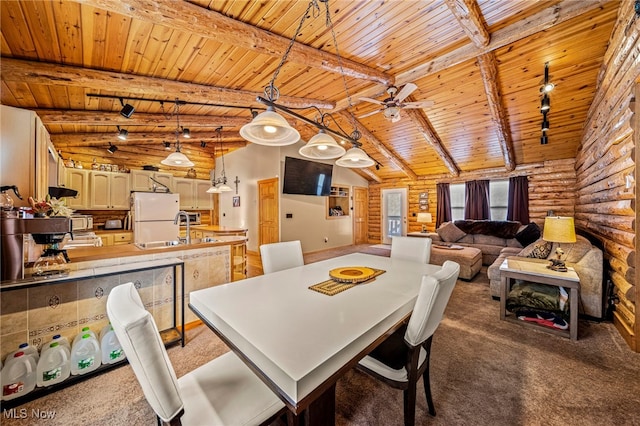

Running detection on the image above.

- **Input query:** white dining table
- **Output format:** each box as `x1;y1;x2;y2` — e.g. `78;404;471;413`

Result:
189;252;443;425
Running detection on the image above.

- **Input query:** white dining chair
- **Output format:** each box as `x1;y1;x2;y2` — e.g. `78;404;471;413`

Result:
259;240;304;274
390;236;432;263
106;282;286;426
356;260;460;426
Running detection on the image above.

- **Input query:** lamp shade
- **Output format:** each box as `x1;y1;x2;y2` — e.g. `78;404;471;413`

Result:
239;107;300;146
299;130;346;160
161;151;194;167
417;212;432;223
335;147;375;168
217;183;233;192
542;216;576;243
206;185;219;193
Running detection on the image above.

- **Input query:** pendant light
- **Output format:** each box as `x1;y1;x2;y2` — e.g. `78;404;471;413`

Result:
240;104;300;146
335;146;375;168
206;127;232;192
206;143;219;193
299;129;346;159
161;101;194;168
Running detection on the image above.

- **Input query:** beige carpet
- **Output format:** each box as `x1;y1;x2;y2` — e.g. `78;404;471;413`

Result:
3;264;640;426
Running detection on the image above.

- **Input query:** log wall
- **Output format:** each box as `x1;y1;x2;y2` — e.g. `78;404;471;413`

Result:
574;2;639;352
367;158;576;241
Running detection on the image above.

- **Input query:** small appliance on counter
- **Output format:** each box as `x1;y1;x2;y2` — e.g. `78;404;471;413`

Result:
70;214;93;231
104;219;123;230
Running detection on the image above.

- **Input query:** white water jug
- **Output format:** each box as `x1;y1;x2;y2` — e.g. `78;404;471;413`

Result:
41;335;71;356
36;342;70;387
70;333;101;375
100;325;125;365
1;351;37;400
72;327;97;347
6;343;39;365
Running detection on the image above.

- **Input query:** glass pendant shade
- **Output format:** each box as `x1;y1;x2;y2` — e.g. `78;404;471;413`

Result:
335;146;375;168
161;150;194;167
217;183;233;192
239;107;300;146
299;130;346;160
206;185;219;193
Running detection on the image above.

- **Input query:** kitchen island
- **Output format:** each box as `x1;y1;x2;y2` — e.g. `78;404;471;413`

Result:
0;236;246;362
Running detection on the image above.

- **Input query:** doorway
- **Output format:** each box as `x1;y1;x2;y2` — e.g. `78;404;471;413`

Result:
353;186;368;244
258;177;279;247
381;188;407;244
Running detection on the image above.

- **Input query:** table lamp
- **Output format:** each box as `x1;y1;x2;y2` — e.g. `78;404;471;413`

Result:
416;212;432;233
542;216;576;272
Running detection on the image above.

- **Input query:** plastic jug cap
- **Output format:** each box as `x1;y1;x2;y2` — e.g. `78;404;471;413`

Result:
19;343;28;348
82;334;91;339
53;334;61;339
50;342;59;348
82;327;90;331
14;351;25;358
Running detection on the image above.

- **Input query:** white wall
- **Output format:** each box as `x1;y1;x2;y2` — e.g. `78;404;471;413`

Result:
218;140;368;253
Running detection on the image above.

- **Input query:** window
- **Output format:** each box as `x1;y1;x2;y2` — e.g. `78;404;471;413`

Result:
449;180;509;221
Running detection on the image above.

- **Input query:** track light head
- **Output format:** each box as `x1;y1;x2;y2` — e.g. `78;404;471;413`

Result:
540;133;548;145
200;141;207;148
107;143;118;154
117;126;128;140
182;128;191;138
163;141;172;150
119;98;135;118
540;95;550;112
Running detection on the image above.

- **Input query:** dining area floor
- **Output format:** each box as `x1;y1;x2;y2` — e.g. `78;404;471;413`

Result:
3;244;639;425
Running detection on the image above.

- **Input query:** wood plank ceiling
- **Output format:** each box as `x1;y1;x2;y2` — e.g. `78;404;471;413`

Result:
0;0;620;181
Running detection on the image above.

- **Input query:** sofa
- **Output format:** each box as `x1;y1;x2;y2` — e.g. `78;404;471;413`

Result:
427;220;541;265
487;235;604;319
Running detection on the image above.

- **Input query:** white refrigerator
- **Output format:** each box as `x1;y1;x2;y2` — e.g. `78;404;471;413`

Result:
131;192;180;244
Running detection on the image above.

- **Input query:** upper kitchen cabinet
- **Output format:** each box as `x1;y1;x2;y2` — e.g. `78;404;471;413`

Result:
0;105;50;206
65;169;90;209
174;178;212;210
130;170;174;192
89;171;131;209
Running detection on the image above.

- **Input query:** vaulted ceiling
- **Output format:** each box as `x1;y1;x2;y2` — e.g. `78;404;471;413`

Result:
0;0;620;182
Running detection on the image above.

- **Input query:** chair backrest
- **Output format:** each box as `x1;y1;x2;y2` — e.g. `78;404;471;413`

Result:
404;260;460;346
106;282;183;423
259;240;304;274
390;236;432;263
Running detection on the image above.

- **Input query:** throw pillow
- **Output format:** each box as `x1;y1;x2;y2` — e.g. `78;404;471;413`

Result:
518;238;552;259
515;222;541;247
436;222;467;242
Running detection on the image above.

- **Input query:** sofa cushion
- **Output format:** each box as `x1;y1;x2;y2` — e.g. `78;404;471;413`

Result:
437;222;467;242
515;222;541;247
473;234;507;247
454;220;522;238
558;236;592;263
519;239;552;259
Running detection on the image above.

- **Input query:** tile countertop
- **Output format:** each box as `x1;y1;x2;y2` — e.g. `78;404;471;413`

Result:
65;235;246;263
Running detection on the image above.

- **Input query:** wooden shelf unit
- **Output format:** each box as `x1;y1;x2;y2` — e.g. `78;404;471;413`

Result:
327;185;350;219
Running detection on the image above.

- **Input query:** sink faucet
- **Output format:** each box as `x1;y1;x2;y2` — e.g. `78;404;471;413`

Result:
174;211;190;244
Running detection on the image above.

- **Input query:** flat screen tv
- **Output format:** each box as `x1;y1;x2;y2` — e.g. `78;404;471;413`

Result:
282;156;333;196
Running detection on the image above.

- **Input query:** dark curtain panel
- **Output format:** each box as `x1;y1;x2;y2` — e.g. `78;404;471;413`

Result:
436;183;451;227
507;175;530;224
464;180;490;220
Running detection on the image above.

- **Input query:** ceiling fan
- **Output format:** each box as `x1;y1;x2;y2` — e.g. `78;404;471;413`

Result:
358;83;434;123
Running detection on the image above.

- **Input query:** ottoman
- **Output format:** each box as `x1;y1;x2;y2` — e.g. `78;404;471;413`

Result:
430;245;482;280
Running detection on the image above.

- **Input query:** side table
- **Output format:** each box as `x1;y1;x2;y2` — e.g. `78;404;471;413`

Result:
499;257;580;341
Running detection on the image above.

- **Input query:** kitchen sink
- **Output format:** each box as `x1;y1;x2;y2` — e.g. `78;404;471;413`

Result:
135;240;182;249
135;237;220;249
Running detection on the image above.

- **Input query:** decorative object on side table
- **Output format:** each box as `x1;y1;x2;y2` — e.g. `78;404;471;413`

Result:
416;212;432;232
542;216;576;272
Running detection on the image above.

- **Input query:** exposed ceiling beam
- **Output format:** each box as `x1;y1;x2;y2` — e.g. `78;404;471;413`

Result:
50;131;246;146
476;52;516;171
337;111;418;180
335;0;608;111
402;102;460;176
1;58;334;110
77;0;393;86
444;0;490;47
35;110;252;127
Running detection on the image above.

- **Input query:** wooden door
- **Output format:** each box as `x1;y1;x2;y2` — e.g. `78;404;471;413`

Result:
258;177;279;247
353;186;368;244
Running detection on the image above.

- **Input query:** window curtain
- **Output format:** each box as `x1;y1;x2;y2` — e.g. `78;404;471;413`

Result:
464;180;490;220
436;183;451;227
507;175;530;224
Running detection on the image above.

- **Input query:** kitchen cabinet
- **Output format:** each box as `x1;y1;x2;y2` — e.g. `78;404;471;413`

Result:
174;178;212;210
130;170;174;192
96;231;132;246
327;185;350;218
0;105;50;207
65;169;91;209
90;171;131;209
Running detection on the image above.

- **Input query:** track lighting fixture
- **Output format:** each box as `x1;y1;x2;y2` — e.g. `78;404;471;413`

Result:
119;98;135;118
540;62;553;144
540;95;550;111
117;126;128;140
200;141;207;148
541;112;550;131
107;142;118;154
163;141;172;150
182;128;191;138
541;131;548;145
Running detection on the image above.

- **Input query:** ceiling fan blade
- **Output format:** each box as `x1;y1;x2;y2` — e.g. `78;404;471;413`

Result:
358;109;383;119
395;83;417;102
402;100;435;109
359;97;385;105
